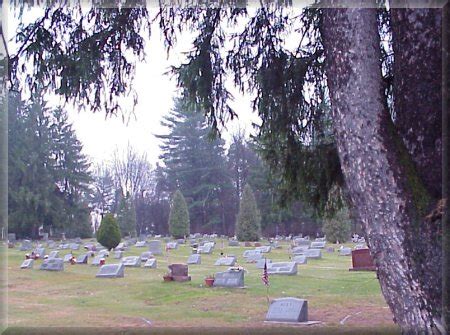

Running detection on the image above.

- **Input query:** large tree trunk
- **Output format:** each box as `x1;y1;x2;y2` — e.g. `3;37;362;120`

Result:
391;7;442;199
321;7;442;333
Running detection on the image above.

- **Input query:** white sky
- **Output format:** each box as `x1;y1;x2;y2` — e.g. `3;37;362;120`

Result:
5;5;262;166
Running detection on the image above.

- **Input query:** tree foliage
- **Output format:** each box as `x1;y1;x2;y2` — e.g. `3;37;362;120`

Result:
236;184;261;242
323;207;351;244
96;213;121;250
168;190;190;239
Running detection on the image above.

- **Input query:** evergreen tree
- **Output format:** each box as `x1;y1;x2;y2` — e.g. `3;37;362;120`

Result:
168;190;190;239
236;184;261;242
116;192;137;237
157;98;232;234
323;208;351;244
96;213;121;250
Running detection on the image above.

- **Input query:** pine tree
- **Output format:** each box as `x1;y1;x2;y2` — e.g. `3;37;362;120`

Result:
236;184;261;242
116;193;137;237
96;214;121;250
323;208;351;244
168;190;190;239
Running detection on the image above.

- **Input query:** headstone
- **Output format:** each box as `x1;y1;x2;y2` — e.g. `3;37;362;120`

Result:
244;242;252;247
59;243;70;250
339;247;352;256
310;241;326;249
176;238;185;245
135;241;146;248
213;269;244;288
354;244;366;250
91;255;104;266
256;258;272;269
267;262;297;275
197;244;213;254
315;237;326;242
214;257;236;266
114;251;123;259
326;247;335;253
140;251;153;262
34;247;46;257
294;238;310;247
63;253;73;262
166;242;178;250
270;241;280;249
115;242;126;251
98;250;109;258
121;256;141;267
20;240;32;251
187;254;201;265
75;237;82;244
144;258;157;268
70;243;80;250
40;258;64;271
96;263;125;278
304;249;322;259
168;264;191;282
76;254;88;264
243;249;262;258
254;242;262;247
350;249;376;271
48;250;59;259
292;246;309;255
20;259;34;269
255;246;271;253
47;241;56;249
148;240;162;255
245;253;263;263
293;255;307;265
228;240;239;247
8;233;16;242
266;298;308;323
42;233;49;241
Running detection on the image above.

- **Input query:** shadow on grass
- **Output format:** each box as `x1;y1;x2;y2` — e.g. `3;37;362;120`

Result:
3;326;400;335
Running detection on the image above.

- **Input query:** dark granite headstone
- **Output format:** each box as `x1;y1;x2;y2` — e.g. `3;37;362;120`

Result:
266;298;308;322
350;248;376;271
40;258;64;271
168;264;191;282
96;263;124;278
213;269;244;288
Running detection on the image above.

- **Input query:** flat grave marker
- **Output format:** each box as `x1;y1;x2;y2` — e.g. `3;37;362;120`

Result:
20;259;34;269
187;254;201;265
121;256;141;267
96;263;125;278
144;259;157;268
40;258;64;271
214;257;236;266
267;262;298;275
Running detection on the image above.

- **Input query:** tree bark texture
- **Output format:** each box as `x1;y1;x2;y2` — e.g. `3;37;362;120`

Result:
391;7;442;199
321;7;442;333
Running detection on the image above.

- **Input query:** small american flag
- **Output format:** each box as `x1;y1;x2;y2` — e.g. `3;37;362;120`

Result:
261;258;269;286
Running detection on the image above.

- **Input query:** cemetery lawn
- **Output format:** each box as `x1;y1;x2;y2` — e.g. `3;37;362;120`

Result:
4;240;399;334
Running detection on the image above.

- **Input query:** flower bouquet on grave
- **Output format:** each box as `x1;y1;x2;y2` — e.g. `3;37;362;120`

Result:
70;256;76;265
204;274;215;287
99;258;106;266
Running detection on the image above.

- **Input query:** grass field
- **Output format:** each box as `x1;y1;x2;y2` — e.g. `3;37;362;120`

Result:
3;239;399;334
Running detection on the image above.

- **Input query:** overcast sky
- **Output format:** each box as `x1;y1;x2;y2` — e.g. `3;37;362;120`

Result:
6;5;262;167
